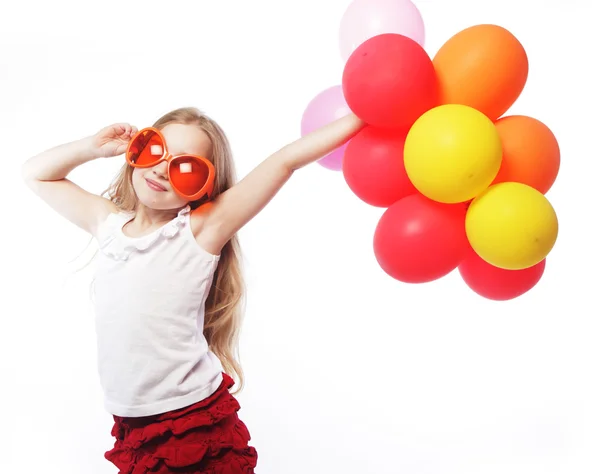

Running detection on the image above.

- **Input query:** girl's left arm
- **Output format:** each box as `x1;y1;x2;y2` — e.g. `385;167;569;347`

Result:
195;113;364;253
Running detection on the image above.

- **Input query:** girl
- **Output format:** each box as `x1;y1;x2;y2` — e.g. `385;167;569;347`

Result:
22;106;364;473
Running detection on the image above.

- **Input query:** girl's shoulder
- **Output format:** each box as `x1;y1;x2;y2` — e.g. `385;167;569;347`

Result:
94;208;133;242
189;202;214;235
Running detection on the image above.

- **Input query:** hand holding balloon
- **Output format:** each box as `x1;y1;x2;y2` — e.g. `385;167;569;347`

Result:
299;1;560;300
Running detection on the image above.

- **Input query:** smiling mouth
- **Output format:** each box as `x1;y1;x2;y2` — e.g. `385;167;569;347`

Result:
145;178;167;192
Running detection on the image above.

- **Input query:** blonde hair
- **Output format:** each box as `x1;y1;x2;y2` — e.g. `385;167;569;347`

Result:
99;107;246;393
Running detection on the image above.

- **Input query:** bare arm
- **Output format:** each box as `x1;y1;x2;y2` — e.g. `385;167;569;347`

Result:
22;123;135;235
196;113;365;253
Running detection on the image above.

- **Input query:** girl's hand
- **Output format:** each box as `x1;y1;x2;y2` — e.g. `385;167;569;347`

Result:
90;123;138;158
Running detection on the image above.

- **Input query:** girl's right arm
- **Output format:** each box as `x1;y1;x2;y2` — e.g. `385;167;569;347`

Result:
21;123;137;236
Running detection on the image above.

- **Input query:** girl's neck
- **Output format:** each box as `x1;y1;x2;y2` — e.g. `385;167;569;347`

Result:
128;204;185;231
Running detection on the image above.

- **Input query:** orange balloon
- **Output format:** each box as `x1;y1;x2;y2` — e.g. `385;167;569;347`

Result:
433;24;528;120
492;115;560;194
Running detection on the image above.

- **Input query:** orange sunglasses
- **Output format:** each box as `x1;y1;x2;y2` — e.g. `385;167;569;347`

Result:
125;127;215;201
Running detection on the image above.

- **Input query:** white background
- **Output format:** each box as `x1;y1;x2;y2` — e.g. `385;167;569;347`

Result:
2;0;599;472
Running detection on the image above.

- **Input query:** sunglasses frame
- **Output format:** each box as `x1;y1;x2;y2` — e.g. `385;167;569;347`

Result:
125;127;215;201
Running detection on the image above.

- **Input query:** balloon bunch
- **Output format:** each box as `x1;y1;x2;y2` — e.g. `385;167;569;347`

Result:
300;0;560;301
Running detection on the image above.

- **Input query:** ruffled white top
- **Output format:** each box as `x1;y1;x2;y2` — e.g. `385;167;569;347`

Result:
92;205;224;417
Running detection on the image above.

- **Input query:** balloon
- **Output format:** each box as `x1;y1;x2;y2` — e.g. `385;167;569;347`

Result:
343;126;417;207
433;24;528;121
492;115;560;194
339;0;425;61
404;104;502;203
373;194;469;283
342;33;438;129
466;182;558;270
459;247;546;301
301;85;352;171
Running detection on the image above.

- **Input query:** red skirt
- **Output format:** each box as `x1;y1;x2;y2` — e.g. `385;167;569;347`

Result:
105;373;258;473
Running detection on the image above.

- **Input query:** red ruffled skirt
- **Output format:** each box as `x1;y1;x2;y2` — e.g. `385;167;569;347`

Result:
105;373;257;473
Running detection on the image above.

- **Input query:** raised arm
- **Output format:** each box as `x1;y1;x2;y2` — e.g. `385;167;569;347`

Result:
22;124;136;235
194;113;365;253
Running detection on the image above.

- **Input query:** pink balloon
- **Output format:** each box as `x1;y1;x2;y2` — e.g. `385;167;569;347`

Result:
339;0;426;61
301;85;351;171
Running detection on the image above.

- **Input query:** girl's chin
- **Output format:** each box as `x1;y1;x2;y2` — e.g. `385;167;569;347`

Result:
138;195;188;211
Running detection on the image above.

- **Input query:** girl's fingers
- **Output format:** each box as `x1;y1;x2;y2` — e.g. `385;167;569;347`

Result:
112;123;132;137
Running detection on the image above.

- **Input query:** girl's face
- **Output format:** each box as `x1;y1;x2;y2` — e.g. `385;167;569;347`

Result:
132;123;213;210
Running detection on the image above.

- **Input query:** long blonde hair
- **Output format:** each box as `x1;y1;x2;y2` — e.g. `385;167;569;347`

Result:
100;107;246;392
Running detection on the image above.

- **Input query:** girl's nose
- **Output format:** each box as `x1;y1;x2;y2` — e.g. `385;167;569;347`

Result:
152;160;168;179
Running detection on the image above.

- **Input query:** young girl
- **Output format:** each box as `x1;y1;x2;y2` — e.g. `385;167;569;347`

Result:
22;106;364;473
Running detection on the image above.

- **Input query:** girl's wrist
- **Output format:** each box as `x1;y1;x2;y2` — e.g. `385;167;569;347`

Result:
79;135;104;160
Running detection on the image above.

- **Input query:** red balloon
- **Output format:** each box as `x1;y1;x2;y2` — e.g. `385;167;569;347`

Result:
342;33;438;129
459;248;546;301
343;126;417;207
373;194;469;283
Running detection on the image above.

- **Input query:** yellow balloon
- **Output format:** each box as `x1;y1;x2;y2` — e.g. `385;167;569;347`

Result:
404;104;502;203
466;182;558;270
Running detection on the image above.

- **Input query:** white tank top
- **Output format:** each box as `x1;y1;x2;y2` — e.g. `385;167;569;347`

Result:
91;205;223;417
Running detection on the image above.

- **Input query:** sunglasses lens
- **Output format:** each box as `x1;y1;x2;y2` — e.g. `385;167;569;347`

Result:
127;130;164;166
170;157;211;197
